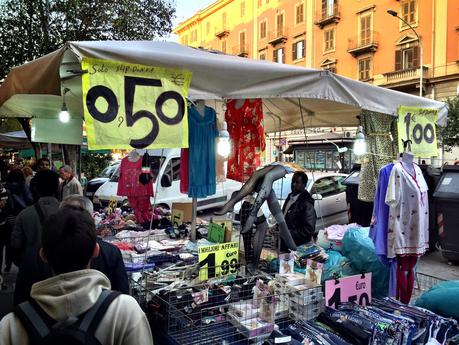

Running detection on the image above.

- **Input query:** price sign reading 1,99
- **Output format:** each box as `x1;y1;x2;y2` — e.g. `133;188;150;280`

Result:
198;242;239;281
397;106;438;158
81;57;192;150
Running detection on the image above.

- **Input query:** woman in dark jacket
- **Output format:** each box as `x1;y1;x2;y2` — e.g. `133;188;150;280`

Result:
5;169;33;217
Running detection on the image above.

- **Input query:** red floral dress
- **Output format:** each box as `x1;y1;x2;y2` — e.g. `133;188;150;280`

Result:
225;99;265;182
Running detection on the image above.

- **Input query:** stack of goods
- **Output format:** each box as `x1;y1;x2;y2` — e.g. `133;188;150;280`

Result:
316;223;359;252
276;298;458;345
294;243;328;268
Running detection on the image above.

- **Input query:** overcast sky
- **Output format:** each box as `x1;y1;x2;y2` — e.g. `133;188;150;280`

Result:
168;0;215;41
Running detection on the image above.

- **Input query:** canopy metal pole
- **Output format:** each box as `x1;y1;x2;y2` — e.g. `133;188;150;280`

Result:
190;197;198;242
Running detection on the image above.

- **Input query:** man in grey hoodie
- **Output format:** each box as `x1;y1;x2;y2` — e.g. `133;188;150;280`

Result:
0;206;153;344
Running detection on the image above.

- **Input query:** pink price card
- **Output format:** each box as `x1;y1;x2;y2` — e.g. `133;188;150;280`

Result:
325;273;372;308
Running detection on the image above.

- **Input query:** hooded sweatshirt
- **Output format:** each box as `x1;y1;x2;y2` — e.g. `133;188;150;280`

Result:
0;269;153;345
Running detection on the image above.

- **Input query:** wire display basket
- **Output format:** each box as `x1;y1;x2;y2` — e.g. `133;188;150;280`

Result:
151;275;324;345
411;272;445;303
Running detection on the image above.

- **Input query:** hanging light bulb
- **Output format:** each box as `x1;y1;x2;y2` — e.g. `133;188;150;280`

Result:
353;125;367;156
59;103;70;123
217;121;231;158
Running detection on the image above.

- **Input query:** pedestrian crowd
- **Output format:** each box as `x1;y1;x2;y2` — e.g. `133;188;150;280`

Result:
0;157;153;344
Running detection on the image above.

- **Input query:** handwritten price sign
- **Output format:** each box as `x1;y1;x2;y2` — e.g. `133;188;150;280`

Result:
198;242;239;281
397;106;438;157
81;57;192;150
325;273;372;308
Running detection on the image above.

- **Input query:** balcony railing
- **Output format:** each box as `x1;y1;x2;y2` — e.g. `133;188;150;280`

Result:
315;4;340;29
383;66;428;83
214;26;229;38
347;31;379;57
268;27;288;46
232;44;249;57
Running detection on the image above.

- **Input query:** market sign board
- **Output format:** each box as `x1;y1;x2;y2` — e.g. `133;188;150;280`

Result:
198;242;239;281
81;57;192;150
397;106;438;157
325;273;372;308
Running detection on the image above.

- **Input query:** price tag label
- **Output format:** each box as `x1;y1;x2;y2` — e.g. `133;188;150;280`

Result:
198;242;239;281
325;273;372;308
397;106;438;157
81;57;192;150
171;208;184;227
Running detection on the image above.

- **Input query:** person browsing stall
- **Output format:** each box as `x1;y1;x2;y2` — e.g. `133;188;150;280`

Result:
58;165;83;201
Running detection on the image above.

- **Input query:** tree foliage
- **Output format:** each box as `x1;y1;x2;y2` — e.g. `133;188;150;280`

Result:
0;0;176;78
437;96;459;153
81;153;112;180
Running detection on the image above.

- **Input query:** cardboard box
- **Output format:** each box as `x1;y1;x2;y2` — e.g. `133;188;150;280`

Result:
171;202;193;223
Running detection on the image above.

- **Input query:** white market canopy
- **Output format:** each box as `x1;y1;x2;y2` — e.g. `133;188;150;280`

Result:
0;41;448;132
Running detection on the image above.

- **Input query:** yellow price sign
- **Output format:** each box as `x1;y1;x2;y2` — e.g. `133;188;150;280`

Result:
171;208;184;227
397;106;438;157
198;242;239;281
81;57;192;150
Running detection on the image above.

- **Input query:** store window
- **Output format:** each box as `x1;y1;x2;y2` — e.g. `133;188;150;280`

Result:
358;57;371;81
324;28;335;52
395;45;419;70
359;13;372;46
260;21;267;39
296;3;304;24
292;40;305;60
401;0;416;25
273;47;285;63
221;39;227;53
241;1;245;17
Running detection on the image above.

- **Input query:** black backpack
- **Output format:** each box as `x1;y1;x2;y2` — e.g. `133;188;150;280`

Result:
14;290;120;345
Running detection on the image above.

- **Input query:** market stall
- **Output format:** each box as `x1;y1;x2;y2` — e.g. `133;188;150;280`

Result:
0;41;456;344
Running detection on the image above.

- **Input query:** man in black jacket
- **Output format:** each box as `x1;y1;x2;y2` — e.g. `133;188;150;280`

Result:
13;195;129;305
281;171;317;250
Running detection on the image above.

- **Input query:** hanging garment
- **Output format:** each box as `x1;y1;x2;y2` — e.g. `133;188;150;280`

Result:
117;156;153;198
128;196;151;224
385;162;429;258
180;148;189;194
225;99;265;182
358;111;397;202
188;105;218;198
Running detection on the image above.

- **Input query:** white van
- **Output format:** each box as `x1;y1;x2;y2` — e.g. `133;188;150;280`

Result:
93;148;242;211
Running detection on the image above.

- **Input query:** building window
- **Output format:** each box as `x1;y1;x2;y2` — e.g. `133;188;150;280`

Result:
273;47;285;63
241;1;245;17
259;52;267;60
206;22;210;35
182;35;188;45
395;46;420;70
239;31;246;51
321;59;337;73
222;12;227;27
260;21;267;39
322;0;337;18
359;13;371;46
296;3;304;24
358;57;371;81
222;40;227;54
258;0;262;7
324;28;335;51
292;40;305;60
401;0;416;25
190;29;197;42
276;13;284;35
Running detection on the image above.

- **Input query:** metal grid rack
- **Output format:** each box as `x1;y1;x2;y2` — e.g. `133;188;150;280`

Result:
411;272;445;303
151;275;324;345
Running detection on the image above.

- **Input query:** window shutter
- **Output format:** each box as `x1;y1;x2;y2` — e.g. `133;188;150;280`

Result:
322;0;326;18
302;40;305;58
413;45;420;68
292;43;297;60
282;48;285;63
395;50;402;71
273;50;278;62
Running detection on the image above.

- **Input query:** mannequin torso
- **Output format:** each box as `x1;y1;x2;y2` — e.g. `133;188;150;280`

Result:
401;152;415;176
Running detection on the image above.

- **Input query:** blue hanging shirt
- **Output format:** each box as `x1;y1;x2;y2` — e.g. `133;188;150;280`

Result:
188;105;218;198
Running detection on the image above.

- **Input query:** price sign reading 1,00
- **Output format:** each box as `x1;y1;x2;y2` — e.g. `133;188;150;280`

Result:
404;112;435;146
85;76;185;149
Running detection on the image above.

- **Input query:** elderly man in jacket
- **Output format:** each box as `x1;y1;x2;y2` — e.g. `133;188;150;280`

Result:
280;171;317;251
58;165;83;201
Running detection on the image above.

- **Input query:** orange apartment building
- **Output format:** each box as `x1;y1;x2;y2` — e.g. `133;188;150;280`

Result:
173;0;459;100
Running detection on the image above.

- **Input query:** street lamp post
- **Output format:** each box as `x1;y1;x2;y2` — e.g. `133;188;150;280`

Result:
387;9;424;97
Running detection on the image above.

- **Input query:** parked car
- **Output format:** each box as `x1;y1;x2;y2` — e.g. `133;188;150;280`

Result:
233;171;349;230
84;161;120;202
93;148;242;211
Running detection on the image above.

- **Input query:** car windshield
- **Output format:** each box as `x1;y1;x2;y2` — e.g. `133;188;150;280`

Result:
99;165;117;178
109;156;165;182
272;176;313;200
